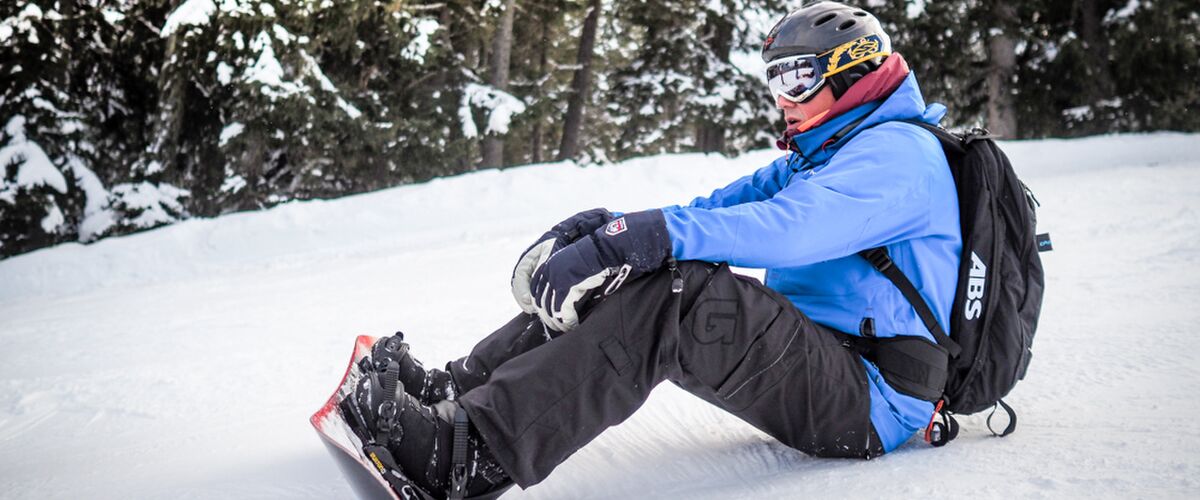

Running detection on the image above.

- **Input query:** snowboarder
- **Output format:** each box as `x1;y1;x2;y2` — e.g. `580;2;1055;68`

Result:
341;2;963;498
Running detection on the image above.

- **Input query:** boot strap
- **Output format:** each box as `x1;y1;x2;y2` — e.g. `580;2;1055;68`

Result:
449;407;470;500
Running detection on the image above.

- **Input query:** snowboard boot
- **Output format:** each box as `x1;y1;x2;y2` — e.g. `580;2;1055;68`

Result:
341;343;512;500
369;332;458;405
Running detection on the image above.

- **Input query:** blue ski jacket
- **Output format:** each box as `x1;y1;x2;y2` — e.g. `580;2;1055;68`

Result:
660;72;961;452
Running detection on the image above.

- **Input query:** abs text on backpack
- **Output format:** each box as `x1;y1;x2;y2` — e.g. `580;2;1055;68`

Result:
857;121;1051;447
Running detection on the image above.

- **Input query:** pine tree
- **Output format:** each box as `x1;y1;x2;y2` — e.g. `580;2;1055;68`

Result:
605;0;774;161
0;0;171;256
1;1;80;255
2;0;1196;259
1107;0;1200;132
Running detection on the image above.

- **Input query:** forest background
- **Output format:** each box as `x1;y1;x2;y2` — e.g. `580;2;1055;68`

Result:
1;0;1196;258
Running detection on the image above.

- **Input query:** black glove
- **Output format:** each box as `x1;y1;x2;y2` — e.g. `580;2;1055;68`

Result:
530;210;671;331
511;208;614;313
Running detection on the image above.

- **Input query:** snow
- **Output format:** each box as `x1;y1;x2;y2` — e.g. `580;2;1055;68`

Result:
906;0;927;19
335;97;363;119
691;83;738;107
482;0;505;13
219;122;245;146
39;202;63;232
101;8;126;24
401;18;440;64
1;117;68;194
239;37;362;118
0;4;43;44
301;51;337;93
78;208;116;242
142;159;164;175
7;143;66;193
1062;98;1124;121
244;31;291;94
17;3;44;19
1105;0;1141;23
218;0;256;17
272;24;294;45
216;61;234;85
67;158;116;241
459;83;528;138
729;50;766;78
1;133;1199;498
108;181;190;228
160;0;216;38
30;96;62;114
220;174;247;194
299;50;363;119
1063;105;1090;120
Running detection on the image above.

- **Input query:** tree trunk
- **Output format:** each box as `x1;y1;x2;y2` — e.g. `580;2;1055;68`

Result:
985;3;1019;138
696;12;733;153
151;32;186;177
480;0;517;168
556;0;601;161
1076;0;1116;101
531;12;550;164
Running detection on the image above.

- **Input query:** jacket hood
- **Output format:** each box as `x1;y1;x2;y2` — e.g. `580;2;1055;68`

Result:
777;53;946;165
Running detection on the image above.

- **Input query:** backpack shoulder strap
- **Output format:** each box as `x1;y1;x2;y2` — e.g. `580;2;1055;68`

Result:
898;119;969;155
857;119;970;358
861;245;962;358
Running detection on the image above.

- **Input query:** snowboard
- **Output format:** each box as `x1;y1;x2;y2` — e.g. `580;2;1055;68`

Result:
310;335;430;500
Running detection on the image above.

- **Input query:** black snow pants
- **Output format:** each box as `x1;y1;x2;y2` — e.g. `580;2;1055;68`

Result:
451;261;883;488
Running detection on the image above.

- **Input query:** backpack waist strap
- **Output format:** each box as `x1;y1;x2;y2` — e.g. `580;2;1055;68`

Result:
834;331;949;402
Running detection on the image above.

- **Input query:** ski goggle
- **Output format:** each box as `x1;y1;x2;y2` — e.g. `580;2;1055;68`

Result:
765;34;892;104
765;53;827;103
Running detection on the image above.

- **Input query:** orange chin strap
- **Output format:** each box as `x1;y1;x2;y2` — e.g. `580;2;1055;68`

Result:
793;110;830;134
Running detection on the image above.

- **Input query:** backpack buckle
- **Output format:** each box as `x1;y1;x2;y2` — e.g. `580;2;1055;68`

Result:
861;248;893;272
923;399;943;444
924;399;959;447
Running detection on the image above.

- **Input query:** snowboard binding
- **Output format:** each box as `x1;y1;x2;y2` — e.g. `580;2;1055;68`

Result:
369;332;459;405
319;335;512;500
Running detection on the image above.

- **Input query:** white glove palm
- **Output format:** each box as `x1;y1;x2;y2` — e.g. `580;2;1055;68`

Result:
510;208;614;314
511;239;556;314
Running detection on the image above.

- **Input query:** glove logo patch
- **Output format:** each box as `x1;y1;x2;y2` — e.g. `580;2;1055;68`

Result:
604;217;628;236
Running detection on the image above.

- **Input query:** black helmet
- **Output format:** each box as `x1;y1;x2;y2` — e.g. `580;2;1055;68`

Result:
762;2;892;97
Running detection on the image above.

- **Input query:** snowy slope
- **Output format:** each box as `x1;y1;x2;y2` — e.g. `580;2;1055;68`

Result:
2;133;1198;499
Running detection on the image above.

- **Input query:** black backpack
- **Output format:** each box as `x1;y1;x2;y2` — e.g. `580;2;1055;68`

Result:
859;121;1051;446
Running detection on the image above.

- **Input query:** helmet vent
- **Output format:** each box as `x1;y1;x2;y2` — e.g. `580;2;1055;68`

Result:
854;11;868;17
838;19;856;31
814;13;838;26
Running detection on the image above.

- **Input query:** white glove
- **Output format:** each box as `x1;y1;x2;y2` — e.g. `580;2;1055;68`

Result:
511;208;614;313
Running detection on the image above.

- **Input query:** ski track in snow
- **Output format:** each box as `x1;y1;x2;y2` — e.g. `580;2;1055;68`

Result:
1;133;1198;499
